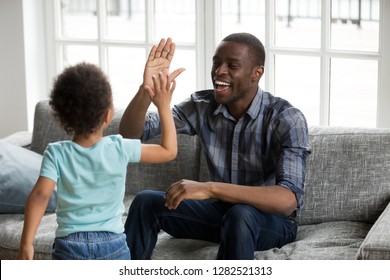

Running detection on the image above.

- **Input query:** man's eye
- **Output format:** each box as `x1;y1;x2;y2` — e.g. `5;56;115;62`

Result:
212;62;221;68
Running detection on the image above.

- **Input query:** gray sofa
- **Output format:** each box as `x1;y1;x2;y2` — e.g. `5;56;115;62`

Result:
1;100;390;260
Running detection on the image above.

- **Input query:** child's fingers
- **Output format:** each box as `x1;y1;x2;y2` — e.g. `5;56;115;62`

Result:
157;72;167;91
152;74;161;91
170;79;177;94
165;73;171;91
170;68;185;80
145;86;155;100
165;73;177;94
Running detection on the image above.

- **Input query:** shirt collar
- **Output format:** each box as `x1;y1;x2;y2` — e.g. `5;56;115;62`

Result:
213;87;263;120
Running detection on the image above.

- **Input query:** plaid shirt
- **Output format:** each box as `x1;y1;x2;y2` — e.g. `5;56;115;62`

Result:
142;88;311;208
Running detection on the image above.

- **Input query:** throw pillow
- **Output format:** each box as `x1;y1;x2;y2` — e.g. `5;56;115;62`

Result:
0;140;57;213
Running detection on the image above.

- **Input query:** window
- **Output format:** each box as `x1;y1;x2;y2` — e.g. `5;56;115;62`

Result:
218;0;382;127
45;0;388;127
49;0;197;108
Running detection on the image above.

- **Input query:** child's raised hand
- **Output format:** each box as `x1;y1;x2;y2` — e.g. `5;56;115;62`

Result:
145;72;176;109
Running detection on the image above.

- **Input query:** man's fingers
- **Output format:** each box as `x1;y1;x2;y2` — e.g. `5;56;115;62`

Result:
161;38;173;58
165;40;175;61
165;186;185;210
147;45;158;61
154;38;166;58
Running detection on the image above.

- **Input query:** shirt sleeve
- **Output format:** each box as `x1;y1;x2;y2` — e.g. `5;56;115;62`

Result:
39;145;59;183
273;107;311;208
122;138;142;163
141;96;197;141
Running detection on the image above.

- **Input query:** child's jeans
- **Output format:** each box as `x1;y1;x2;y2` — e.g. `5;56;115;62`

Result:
52;231;130;260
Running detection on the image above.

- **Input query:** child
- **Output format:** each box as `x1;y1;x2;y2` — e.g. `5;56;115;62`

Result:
17;62;178;260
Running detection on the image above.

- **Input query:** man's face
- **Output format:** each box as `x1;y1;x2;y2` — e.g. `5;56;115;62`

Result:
211;41;260;107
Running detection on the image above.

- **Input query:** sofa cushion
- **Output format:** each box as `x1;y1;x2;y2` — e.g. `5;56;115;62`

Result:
1;131;32;147
299;127;390;225
152;232;218;260
151;221;370;260
0;141;57;213
255;221;370;260
357;203;390;259
0;213;56;260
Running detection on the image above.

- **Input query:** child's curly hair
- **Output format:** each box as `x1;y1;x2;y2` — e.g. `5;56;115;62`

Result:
50;62;113;136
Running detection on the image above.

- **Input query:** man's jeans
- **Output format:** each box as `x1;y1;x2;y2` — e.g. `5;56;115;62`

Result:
125;190;297;260
52;231;130;260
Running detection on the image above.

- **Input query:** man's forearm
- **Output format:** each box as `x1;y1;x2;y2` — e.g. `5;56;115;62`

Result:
119;86;152;139
208;182;297;216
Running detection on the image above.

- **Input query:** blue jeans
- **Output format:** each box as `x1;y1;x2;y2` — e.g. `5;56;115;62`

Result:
124;190;297;260
52;231;130;260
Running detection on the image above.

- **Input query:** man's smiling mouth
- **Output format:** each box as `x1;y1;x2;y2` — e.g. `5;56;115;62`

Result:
214;80;231;92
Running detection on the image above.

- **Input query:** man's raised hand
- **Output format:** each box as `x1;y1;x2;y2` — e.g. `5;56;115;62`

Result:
143;38;185;92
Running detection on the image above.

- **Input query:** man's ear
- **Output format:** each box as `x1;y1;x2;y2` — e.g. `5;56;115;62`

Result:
253;66;264;81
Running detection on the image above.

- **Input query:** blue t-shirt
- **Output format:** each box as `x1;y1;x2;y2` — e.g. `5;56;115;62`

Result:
40;134;141;237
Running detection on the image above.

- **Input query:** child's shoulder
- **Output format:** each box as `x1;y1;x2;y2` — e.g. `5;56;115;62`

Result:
102;134;134;148
103;134;123;144
104;134;141;144
46;140;72;150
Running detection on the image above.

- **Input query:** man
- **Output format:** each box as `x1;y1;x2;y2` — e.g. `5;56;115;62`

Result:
119;33;311;260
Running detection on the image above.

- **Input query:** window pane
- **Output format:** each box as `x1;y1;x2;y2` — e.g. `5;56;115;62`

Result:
169;49;197;106
107;47;196;110
274;55;320;126
220;0;265;42
331;0;379;51
154;0;196;43
330;58;378;127
59;0;98;39
105;0;145;41
62;45;99;67
275;0;321;48
107;47;146;108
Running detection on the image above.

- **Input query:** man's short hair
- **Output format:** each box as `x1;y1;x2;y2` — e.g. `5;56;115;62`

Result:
222;33;265;67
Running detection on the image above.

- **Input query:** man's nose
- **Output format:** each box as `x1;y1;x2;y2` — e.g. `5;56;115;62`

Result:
215;63;228;75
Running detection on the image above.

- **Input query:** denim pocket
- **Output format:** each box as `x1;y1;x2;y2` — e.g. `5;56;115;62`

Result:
52;232;130;260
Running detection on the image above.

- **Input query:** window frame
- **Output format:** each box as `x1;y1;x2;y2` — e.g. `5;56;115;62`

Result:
267;0;383;126
44;0;390;128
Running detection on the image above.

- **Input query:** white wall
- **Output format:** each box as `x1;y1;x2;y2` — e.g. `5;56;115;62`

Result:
0;0;47;138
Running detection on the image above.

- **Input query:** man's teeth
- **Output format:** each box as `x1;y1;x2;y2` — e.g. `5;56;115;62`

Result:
215;81;230;86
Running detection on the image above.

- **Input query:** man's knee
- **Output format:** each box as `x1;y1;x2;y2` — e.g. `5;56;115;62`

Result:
221;204;263;240
223;205;258;225
131;190;164;209
126;190;165;232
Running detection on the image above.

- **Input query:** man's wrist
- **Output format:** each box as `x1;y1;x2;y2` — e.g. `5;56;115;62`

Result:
139;84;148;94
138;84;153;102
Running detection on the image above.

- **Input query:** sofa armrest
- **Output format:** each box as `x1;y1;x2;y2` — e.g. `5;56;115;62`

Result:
357;202;390;259
1;131;32;148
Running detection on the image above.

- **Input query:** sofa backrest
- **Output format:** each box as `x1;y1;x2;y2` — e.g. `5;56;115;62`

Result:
31;100;71;155
31;100;203;194
298;126;390;225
